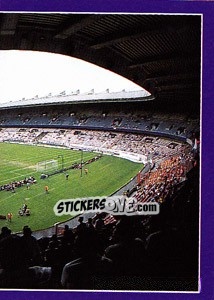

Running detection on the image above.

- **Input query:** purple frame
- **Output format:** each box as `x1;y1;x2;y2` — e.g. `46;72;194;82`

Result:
0;0;213;299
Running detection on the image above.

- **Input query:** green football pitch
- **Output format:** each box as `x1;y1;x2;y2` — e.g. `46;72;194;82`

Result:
0;142;143;233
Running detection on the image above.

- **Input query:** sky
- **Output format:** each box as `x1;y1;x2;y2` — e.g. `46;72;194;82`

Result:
0;50;149;104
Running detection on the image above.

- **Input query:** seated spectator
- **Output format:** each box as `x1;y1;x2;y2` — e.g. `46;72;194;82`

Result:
45;240;61;276
61;228;112;289
49;234;61;249
145;210;189;278
104;216;147;276
0;233;51;288
62;225;74;246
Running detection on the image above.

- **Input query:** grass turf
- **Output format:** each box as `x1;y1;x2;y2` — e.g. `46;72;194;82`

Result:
0;142;143;232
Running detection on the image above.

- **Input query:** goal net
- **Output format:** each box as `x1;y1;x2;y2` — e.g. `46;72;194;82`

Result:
37;159;58;172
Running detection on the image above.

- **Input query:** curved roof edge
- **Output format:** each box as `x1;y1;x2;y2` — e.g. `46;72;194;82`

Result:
0;90;154;110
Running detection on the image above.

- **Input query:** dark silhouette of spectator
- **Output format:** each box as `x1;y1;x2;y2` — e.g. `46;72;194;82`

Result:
60;225;75;265
45;241;60;266
0;233;29;288
20;226;42;267
49;234;61;249
95;213;104;232
104;216;147;276
61;228;112;289
0;227;11;241
62;225;74;246
76;216;87;233
145;203;186;278
86;218;95;232
0;233;51;288
44;240;62;286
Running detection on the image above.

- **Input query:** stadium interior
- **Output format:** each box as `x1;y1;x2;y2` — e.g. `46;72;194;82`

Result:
0;13;200;291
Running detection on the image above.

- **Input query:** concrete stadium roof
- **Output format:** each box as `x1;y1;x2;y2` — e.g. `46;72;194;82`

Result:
0;13;201;109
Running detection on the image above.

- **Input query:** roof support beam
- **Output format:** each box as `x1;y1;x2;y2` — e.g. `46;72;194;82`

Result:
128;53;200;69
54;15;103;39
90;24;194;50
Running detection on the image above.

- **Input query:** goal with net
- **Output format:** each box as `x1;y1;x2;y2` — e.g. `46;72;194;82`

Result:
37;159;59;172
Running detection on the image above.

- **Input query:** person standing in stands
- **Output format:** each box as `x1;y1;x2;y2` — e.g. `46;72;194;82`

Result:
76;217;87;233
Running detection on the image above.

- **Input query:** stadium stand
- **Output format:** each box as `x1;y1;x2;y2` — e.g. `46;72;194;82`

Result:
0;96;200;291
